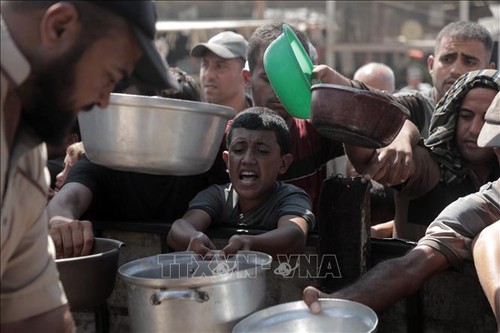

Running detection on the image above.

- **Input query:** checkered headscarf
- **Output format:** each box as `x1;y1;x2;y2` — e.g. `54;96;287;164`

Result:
424;69;500;184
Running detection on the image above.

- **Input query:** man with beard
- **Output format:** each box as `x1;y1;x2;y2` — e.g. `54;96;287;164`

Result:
343;69;499;240
304;92;500;329
244;22;494;218
47;68;209;259
1;1;177;331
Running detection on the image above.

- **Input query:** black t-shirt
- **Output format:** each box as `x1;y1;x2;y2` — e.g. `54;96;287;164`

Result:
47;158;64;188
64;156;210;222
189;181;315;230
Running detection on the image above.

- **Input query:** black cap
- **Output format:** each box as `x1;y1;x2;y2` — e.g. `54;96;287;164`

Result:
89;1;179;90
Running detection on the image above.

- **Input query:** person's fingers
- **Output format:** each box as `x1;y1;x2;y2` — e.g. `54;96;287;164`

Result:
71;223;84;257
81;221;95;256
203;249;217;260
303;286;322;313
207;238;217;250
371;163;390;183
311;64;333;84
49;227;64;259
221;242;239;257
364;152;387;180
60;225;75;258
188;238;211;257
386;151;413;185
386;161;402;185
400;158;414;182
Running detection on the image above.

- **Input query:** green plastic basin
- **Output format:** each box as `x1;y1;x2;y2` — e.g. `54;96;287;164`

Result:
263;24;313;119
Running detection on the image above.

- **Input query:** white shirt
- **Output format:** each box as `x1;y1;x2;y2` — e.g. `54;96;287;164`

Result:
1;16;67;324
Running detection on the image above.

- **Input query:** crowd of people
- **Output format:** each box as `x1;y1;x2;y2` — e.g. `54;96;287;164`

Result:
1;1;498;331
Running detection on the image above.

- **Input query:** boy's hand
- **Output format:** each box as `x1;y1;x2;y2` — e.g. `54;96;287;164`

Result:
220;235;251;256
187;232;216;256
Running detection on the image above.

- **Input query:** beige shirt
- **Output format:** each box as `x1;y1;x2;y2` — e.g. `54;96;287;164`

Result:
419;180;500;270
1;17;67;323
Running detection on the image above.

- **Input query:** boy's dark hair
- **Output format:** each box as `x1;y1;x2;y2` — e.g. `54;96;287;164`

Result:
114;67;201;101
247;22;310;73
158;67;201;101
227;107;291;155
435;21;493;59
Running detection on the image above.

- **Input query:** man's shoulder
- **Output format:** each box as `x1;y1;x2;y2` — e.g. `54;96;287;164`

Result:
394;88;435;106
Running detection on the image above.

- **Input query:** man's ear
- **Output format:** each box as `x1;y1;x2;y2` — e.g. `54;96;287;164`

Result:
39;2;80;52
242;68;251;86
222;150;229;168
427;54;434;74
279;153;293;175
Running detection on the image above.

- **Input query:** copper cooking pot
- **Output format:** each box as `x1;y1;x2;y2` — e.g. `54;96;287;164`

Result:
310;84;409;148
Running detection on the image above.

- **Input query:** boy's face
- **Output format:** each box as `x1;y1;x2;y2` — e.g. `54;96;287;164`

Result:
223;128;292;210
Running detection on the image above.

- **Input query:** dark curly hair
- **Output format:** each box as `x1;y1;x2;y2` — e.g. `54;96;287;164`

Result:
246;22;310;73
227;106;291;155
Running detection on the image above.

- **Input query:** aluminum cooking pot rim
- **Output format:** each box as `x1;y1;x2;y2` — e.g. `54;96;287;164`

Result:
118;250;272;288
55;237;124;263
105;93;236;118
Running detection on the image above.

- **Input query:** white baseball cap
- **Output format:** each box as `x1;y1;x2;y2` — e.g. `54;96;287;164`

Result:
478;92;500;148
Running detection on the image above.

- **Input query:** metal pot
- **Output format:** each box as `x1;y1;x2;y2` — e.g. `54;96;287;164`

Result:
56;237;124;309
310;84;409;148
78;93;235;176
118;251;272;333
233;299;378;333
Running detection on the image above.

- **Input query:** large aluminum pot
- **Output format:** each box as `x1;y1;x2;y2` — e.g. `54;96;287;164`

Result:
56;237;124;309
118;251;272;333
233;299;378;333
78;93;236;175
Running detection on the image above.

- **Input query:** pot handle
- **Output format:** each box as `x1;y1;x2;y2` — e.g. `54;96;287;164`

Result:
150;290;209;305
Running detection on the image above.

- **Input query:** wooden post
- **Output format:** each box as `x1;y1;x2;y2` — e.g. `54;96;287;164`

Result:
317;176;372;292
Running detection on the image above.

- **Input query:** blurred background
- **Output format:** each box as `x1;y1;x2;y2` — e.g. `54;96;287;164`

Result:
153;0;499;90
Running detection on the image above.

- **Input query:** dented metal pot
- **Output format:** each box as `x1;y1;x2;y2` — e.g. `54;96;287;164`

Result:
118;251;272;333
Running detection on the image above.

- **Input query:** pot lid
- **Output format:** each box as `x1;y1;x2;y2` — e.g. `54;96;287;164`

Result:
233;299;378;333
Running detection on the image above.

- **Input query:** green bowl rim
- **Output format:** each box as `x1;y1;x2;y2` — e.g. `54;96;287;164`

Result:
263;24;313;119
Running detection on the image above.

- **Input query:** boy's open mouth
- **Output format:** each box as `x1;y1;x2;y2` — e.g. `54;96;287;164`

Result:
239;171;259;183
